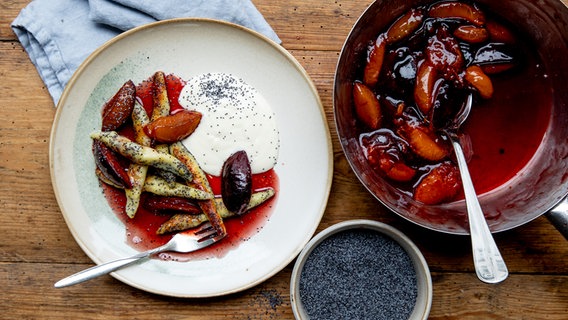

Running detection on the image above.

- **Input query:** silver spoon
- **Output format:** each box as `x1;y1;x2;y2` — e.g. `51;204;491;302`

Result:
444;93;508;284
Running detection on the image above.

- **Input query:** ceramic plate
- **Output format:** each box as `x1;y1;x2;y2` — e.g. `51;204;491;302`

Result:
50;18;333;297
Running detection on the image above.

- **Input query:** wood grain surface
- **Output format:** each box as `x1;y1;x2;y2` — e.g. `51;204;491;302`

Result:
1;1;567;319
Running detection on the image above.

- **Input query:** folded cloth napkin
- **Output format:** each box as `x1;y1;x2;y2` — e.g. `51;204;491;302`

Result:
11;0;281;105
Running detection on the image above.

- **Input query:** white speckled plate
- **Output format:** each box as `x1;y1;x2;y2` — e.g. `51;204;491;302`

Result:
50;18;332;297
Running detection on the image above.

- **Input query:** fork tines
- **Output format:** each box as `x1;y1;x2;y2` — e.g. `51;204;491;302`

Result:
194;222;222;242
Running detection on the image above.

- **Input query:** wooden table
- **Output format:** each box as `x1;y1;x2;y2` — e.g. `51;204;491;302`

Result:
2;1;567;319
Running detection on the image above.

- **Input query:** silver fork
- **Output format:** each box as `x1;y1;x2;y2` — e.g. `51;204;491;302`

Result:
54;222;224;288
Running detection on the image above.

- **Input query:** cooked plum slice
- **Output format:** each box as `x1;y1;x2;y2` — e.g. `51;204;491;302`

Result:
363;34;387;87
428;1;485;27
464;65;494;99
386;8;425;44
353;82;382;129
93;140;132;189
144;110;202;143
425;26;465;83
414;61;438;116
143;195;201;214
453;25;489;44
101;80;136;132
360;129;416;182
398;122;450;161
221;150;252;215
414;161;462;204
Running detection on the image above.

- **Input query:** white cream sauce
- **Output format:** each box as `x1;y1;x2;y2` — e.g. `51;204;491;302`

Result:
179;73;279;176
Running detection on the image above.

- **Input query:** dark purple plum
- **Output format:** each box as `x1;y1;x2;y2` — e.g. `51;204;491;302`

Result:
92;140;132;189
221;150;252;215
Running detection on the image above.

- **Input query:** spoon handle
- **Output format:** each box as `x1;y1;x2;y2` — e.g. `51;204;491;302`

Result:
451;139;509;284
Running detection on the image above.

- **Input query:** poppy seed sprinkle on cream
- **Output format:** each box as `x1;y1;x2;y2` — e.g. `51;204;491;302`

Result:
178;73;279;175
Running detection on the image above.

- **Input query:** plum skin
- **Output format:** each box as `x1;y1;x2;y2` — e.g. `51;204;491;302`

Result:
221;150;252;215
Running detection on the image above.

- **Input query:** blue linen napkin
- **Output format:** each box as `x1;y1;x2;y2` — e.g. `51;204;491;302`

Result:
11;0;281;105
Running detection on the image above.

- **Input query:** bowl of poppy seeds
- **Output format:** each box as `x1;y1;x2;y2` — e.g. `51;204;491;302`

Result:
290;220;432;320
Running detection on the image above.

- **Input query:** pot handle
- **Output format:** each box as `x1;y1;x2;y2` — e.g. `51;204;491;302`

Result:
545;197;568;241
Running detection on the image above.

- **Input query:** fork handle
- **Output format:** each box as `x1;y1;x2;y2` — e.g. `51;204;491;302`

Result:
54;252;149;288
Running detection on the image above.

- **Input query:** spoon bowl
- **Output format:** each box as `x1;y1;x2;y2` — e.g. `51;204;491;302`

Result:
446;94;473;133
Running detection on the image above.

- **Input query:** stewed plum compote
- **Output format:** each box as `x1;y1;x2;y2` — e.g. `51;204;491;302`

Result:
353;0;552;205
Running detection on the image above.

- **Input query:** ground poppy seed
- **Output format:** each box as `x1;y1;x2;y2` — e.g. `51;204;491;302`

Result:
298;229;418;320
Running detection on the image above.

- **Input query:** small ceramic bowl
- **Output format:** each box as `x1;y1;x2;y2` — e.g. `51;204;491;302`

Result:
290;220;432;320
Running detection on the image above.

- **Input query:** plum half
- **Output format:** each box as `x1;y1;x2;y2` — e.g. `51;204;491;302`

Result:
221;150;252;215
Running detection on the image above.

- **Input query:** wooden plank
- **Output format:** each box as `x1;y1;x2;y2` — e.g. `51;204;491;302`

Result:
1;262;295;320
255;0;374;50
2;262;567;319
0;1;23;40
429;272;568;319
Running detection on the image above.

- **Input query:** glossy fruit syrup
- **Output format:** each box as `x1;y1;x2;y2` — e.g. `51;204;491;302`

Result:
462;59;551;194
354;1;552;203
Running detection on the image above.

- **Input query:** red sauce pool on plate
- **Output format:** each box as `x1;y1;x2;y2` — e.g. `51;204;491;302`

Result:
102;169;279;261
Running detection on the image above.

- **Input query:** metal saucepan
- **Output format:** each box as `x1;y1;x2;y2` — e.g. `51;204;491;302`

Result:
334;0;568;237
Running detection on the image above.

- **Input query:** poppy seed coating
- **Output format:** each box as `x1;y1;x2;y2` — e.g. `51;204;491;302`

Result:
298;229;418;320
